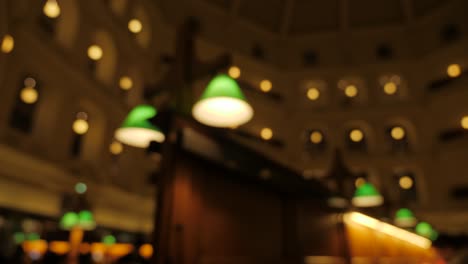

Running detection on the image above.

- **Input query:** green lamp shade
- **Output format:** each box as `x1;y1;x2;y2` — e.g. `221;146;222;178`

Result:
394;208;417;228
26;233;40;241
78;210;96;231
115;105;165;148
13;232;26;244
351;183;384;207
192;74;253;128
416;222;438;240
102;235;116;245
60;212;79;230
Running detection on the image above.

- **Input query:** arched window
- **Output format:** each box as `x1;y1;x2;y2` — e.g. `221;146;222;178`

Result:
87;31;117;85
337;77;367;107
55;0;79;49
304;129;327;154
70;111;89;158
345;127;368;152
9;76;41;133
385;125;410;153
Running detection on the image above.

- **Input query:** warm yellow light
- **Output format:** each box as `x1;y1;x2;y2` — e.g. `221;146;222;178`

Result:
128;19;143;33
139;244;153;259
1;34;14;53
109;141;123;155
119;76;133;90
192;97;253;128
87;45;103;61
461;116;468;129
260;80;272;93
399;176;414;190
391;126;406;140
447;64;461;78
73;119;89;135
260;128;273;140
108;244;134;258
228;66;241;79
383;82;398;95
349;129;364;142
43;0;61;18
344;212;431;249
49;241;70;255
344;85;358;98
20;87;39;104
307;87;320;101
22;240;48;255
309;131;323;144
355;177;366;188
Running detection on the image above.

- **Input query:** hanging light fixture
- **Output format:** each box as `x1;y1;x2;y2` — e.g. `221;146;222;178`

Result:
394;208;417;228
415;222;438;241
192;74;253;128
43;0;61;18
351;182;384;207
115;105;165;148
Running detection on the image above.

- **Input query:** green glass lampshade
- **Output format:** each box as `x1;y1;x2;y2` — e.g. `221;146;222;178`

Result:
351;182;384;207
115;105;165;148
78;210;96;231
102;235;116;246
60;212;79;230
13;232;25;244
394;208;417;228
192;74;253;128
416;222;438;240
26;233;40;241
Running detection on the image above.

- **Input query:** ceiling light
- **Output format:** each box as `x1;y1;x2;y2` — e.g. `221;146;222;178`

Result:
115;105;165;148
391;126;406;140
109;141;123;155
383;82;398;95
119;76;133;90
87;45;103;61
1;34;14;53
309;131;323;144
447;64;461;78
352;182;384;207
43;0;61;18
228;66;241;79
349;129;364;142
260;80;272;93
20;87;39;104
344;85;358;98
260;128;273;140
460;116;468;129
128;19;143;33
307;87;320;101
73;119;89;135
354;177;366;188
192;74;253;128
75;182;87;194
394;208;417;228
399;176;413;190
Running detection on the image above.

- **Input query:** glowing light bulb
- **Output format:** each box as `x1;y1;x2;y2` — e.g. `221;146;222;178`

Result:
128;19;143;33
461;116;468;129
43;0;61;18
119;76;133;90
447;64;461;78
309;131;323;144
384;82;398;95
20;87;39;104
355;177;366;188
87;45;103;61
391;126;406;140
109;141;123;155
260;80;272;93
260;128;273;140
344;85;358;98
349;129;364;142
1;34;14;53
399;176;413;190
228;66;241;79
307;88;320;101
73;119;89;135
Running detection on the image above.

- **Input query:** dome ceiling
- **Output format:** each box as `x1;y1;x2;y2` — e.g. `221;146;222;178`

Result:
201;0;448;35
